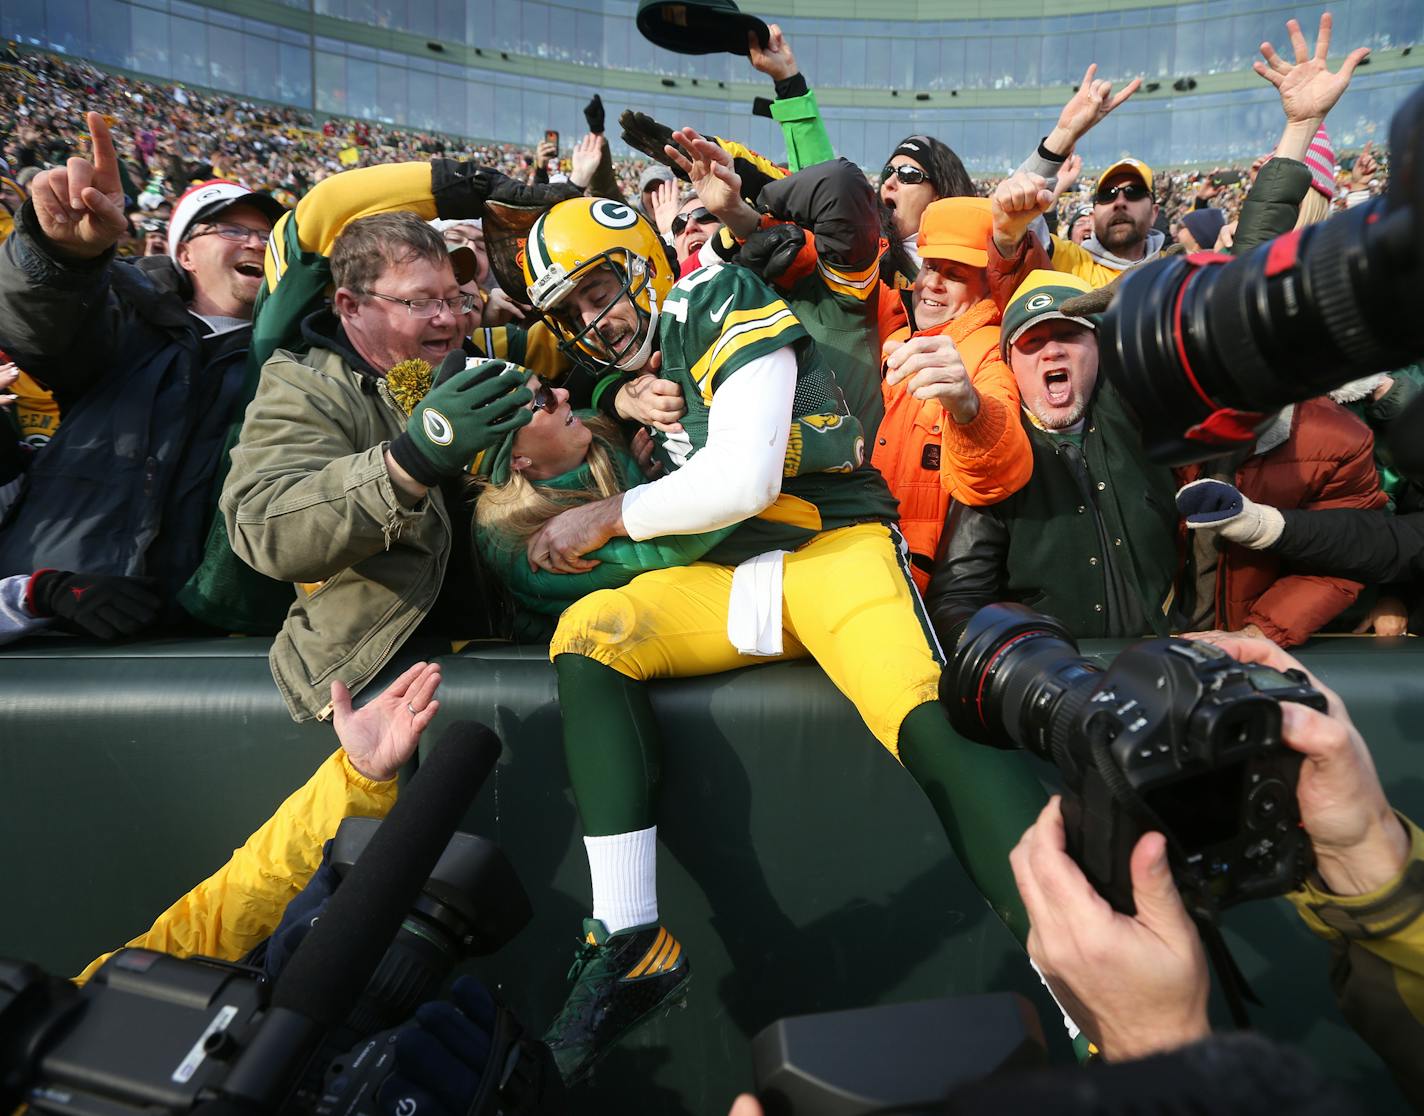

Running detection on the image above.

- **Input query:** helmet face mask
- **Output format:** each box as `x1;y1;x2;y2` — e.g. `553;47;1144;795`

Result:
543;253;652;368
524;198;673;371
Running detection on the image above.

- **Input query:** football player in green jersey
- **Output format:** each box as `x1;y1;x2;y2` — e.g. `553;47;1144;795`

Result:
520;139;1047;1085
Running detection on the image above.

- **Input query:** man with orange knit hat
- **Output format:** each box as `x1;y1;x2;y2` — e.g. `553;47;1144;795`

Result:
876;196;1031;589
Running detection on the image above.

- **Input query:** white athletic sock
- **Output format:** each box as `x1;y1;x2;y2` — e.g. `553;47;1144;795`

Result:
585;826;658;935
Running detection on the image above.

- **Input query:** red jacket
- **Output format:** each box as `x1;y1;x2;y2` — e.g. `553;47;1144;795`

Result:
1179;398;1386;647
872;298;1032;590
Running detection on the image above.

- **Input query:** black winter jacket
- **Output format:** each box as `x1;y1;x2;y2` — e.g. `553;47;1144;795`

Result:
0;202;250;599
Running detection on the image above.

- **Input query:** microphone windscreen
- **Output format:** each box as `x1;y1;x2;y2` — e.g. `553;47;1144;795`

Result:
270;722;500;1025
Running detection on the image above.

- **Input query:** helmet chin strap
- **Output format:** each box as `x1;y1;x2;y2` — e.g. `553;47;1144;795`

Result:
614;282;660;372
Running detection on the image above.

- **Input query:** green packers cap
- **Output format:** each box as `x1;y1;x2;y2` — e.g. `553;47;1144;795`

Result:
636;0;770;56
1000;269;1097;358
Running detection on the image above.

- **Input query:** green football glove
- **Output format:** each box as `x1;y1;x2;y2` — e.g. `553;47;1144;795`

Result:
389;355;532;486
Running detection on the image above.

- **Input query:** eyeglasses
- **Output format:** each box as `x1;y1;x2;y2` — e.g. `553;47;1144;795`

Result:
1094;182;1152;205
670;207;714;236
881;164;928;186
184;222;269;246
528;380;558;415
362;291;480;318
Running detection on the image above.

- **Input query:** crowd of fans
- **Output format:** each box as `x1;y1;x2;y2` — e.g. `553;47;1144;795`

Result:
0;7;1420;1113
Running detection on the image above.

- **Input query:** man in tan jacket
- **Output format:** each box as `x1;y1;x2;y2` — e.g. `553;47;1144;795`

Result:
222;212;532;721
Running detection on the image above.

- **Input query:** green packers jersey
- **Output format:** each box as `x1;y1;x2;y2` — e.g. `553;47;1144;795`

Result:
651;263;898;565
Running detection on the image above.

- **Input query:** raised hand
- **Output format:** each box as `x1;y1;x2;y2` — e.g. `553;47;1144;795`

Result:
569;132;604;190
650;179;683;237
1050;64;1143;151
748;23;798;82
332;660;442;782
991;171;1055;255
1254;12;1369;125
29;111;127;259
664;127;747;228
1054;152;1084;197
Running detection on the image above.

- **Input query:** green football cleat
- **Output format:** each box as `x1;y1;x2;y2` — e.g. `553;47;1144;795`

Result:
543;918;691;1084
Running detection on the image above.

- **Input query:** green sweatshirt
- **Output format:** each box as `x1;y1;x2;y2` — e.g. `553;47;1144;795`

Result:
474;437;733;619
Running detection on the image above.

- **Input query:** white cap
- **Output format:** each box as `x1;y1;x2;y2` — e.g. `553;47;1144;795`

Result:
167;180;284;258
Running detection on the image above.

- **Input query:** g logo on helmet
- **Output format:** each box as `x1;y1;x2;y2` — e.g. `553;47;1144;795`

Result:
1025;293;1054;311
590;200;638;230
422;408;454;446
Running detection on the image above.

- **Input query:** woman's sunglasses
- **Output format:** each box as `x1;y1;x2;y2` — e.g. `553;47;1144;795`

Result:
881;164;928;186
529;380;558;414
670;207;714;236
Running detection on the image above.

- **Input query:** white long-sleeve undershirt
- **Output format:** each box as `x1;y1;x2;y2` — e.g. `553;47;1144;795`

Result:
620;345;797;541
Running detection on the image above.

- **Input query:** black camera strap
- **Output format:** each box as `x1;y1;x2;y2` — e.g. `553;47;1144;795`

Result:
1191;910;1261;1029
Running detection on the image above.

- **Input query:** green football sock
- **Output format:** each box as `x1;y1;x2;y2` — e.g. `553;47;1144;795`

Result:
554;654;663;837
897;701;1047;948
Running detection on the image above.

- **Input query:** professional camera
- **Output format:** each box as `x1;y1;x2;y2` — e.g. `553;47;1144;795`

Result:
1101;84;1424;464
0;725;566;1116
939;604;1327;915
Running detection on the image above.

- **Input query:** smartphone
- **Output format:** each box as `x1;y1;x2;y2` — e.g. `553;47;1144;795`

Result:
544;129;559;151
1210;169;1243;186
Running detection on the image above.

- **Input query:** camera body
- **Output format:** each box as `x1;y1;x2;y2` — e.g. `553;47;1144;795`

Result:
941;603;1326;915
1;819;556;1116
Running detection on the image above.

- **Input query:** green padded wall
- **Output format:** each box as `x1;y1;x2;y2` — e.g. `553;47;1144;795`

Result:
0;636;1418;1112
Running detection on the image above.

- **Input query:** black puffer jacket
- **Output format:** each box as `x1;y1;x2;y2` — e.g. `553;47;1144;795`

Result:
0;201;250;599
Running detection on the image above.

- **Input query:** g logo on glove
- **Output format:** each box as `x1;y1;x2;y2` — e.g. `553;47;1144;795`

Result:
422;408;455;446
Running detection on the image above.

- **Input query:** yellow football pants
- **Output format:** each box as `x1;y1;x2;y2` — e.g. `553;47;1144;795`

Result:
549;522;942;756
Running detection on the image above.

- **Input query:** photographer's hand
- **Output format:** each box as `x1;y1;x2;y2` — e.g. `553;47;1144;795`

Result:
1011;797;1210;1061
378;975;497;1116
1192;636;1410;896
332;660;442;782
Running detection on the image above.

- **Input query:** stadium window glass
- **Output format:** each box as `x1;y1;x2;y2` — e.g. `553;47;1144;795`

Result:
206;21;242;91
345;56;378;118
46;0;88;54
435;73;465;135
912;37;937;91
375;60;407;124
406;68;436;130
314;50;345;114
128;2;170;75
243;32;281;101
466;78;493;140
863;36;889;90
169;15;207;86
278;41;311;106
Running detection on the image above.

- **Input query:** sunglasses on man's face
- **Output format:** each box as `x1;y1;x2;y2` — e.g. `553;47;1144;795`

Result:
671;207;713;236
882;164;928;186
1095;182;1152;205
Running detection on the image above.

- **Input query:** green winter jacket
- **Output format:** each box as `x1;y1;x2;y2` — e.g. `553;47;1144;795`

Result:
926;380;1180;640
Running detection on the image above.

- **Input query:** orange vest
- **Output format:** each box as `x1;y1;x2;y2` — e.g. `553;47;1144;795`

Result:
871;299;1032;590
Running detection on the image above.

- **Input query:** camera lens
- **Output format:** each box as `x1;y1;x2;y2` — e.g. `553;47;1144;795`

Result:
939;602;1102;760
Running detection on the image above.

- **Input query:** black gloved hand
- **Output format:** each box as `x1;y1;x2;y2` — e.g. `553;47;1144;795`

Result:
619;110;690;181
388;355;532;488
377;976;497;1116
737;222;807;282
583;93;605;136
28;570;163;639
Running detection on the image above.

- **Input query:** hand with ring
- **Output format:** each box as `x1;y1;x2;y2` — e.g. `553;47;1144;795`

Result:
332;661;443;781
